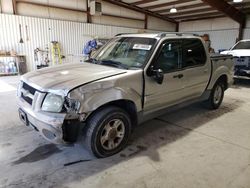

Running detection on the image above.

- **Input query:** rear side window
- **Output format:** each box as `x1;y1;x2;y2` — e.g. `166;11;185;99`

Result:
182;39;206;68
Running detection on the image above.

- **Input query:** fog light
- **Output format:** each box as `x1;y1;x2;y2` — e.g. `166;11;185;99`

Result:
42;129;56;140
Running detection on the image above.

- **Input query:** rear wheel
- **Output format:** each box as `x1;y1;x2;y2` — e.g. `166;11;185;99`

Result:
84;106;132;158
206;81;225;109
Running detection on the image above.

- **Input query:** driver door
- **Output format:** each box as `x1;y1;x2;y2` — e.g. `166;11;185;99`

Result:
143;40;186;112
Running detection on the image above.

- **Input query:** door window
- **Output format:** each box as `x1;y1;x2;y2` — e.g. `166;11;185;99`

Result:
182;39;206;68
153;41;181;73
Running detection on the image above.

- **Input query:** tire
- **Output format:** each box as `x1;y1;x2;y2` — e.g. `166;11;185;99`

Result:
206;81;225;110
84;106;132;158
233;78;238;85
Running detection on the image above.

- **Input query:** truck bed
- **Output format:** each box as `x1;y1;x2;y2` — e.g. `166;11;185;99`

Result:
210;53;233;61
206;53;234;91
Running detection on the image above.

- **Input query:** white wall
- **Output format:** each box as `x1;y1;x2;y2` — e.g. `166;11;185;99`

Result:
0;0;14;14
16;2;87;22
0;0;176;32
179;17;240;31
91;15;144;29
243;16;250;39
0;0;177;73
179;17;250;52
179;17;241;52
147;16;176;32
100;1;144;20
0;14;140;71
0;14;169;72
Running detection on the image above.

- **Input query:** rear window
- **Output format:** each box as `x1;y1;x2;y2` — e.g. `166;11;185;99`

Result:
182;39;207;68
232;41;250;50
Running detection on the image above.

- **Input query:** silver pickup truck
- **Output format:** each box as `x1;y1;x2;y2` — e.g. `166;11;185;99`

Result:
17;33;233;157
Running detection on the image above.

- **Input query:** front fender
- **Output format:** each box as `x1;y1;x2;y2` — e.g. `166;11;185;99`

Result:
69;86;142;114
83;87;141;113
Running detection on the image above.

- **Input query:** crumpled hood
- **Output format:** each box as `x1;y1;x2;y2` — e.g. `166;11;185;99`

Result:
22;63;126;93
221;50;250;57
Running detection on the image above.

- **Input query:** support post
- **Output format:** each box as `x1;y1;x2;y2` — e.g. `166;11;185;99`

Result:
201;0;246;25
176;22;179;32
12;0;16;14
86;0;91;23
238;23;244;41
144;14;148;29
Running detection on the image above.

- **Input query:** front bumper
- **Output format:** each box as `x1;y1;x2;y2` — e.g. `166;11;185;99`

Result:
18;94;67;144
234;68;250;79
234;56;250;78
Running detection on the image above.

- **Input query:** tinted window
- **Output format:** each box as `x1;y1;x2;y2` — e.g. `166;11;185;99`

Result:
182;39;206;68
154;41;180;73
232;41;250;50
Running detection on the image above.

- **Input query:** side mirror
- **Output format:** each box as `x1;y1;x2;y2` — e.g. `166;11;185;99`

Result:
150;66;164;84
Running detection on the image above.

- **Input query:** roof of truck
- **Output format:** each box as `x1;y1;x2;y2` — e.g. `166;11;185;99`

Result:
115;32;201;39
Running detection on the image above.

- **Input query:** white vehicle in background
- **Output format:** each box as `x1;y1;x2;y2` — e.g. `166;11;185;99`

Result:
221;39;250;79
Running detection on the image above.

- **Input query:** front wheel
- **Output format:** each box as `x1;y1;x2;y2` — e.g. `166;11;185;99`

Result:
206;81;225;109
84;106;132;158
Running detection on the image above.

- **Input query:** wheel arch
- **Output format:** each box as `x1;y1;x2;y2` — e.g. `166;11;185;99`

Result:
208;72;229;90
85;99;138;127
217;74;228;89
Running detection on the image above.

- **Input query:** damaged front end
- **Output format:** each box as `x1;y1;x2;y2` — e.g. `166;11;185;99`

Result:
17;81;84;144
62;98;82;143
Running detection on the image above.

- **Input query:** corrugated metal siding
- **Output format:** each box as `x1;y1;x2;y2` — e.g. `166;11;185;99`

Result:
179;18;241;51
191;29;239;51
177;29;239;52
243;17;250;39
0;14;140;71
179;17;250;51
179;17;240;31
179;28;250;51
243;28;250;39
147;16;176;32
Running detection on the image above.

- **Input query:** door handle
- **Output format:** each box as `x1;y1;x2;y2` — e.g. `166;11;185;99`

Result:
173;74;183;79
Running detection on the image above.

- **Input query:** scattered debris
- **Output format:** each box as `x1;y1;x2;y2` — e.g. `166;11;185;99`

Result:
64;159;91;166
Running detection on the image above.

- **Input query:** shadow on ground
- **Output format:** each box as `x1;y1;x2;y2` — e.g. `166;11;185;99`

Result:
232;78;250;89
12;144;62;164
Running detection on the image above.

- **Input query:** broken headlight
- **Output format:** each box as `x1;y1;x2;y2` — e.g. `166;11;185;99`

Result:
64;97;81;113
42;93;64;112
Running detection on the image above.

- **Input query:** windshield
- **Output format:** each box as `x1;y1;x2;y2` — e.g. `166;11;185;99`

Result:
232;41;250;50
92;37;157;69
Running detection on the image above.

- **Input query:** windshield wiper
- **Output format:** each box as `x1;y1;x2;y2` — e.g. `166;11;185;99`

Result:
99;60;129;69
85;57;98;63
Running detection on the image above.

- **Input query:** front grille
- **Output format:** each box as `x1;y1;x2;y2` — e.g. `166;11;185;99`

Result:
21;93;33;105
234;56;250;68
21;82;37;105
235;65;248;69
